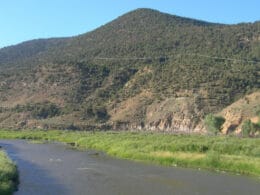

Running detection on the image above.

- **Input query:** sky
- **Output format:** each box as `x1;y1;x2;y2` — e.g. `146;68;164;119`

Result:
0;0;259;48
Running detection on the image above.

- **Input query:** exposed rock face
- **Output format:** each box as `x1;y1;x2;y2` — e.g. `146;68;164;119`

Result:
220;92;260;134
108;95;206;133
145;97;205;133
221;110;243;134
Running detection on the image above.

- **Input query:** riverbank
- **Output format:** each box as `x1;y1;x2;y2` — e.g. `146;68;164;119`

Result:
0;149;18;194
0;129;259;177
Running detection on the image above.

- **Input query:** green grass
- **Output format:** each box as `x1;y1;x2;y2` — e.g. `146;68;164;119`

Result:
0;129;260;177
0;150;18;195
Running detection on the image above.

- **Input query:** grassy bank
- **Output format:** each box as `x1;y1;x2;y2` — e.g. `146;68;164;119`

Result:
0;129;259;177
0;149;18;195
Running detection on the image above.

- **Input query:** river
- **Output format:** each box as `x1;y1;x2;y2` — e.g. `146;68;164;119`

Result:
1;140;259;195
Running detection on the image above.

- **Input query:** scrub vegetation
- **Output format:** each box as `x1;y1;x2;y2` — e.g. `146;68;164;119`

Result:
204;114;225;135
0;150;18;195
0;129;259;177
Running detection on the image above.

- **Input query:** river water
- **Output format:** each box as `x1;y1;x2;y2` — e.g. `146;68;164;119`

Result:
1;140;259;195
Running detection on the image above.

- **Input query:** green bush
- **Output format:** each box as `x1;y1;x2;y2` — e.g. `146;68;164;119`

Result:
13;102;61;119
242;120;256;137
82;105;109;121
0;151;18;194
204;114;225;135
32;103;61;119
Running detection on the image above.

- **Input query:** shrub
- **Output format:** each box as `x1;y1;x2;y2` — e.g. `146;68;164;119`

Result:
93;106;109;121
242;120;256;137
13;102;61;119
0;151;18;194
82;104;109;121
204;114;225;135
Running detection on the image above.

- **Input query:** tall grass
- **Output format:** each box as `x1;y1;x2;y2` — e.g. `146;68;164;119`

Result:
0;150;18;195
0;129;259;176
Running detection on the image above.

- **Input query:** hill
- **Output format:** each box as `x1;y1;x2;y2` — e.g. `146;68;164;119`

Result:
0;8;259;132
219;92;260;134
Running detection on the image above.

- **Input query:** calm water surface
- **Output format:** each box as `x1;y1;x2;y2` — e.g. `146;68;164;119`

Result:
1;140;259;195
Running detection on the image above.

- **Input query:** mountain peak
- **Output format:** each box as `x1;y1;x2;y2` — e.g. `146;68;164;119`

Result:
124;8;165;16
116;8;216;27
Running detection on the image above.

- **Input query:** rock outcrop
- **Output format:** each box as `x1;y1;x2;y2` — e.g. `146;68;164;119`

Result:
220;92;260;134
145;97;205;133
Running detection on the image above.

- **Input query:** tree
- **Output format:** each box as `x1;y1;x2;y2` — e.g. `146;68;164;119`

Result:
93;106;109;121
204;114;225;135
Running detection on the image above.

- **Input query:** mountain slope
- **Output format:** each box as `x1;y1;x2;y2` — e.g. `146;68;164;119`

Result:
0;8;259;131
220;92;260;134
0;38;68;70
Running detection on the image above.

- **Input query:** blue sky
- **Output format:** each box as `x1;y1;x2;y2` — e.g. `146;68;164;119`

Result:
0;0;259;48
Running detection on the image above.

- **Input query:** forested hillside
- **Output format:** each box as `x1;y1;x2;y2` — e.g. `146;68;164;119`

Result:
0;8;259;132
